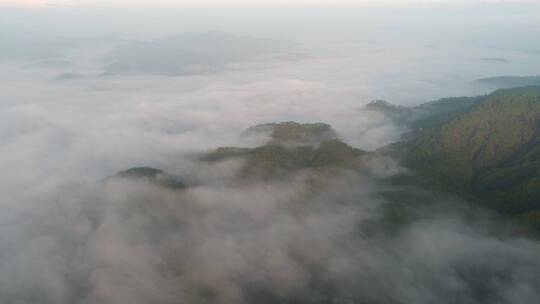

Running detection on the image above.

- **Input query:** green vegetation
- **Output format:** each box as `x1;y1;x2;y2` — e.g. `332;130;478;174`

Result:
394;86;540;217
365;99;414;117
201;122;364;176
204;121;365;177
113;167;186;189
207;139;365;177
365;96;484;130
243;121;338;145
245;139;364;172
411;96;485;130
218;88;540;233
117;86;540;233
517;210;540;232
365;99;418;125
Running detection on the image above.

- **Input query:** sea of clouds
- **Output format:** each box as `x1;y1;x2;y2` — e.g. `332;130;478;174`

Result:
1;14;540;303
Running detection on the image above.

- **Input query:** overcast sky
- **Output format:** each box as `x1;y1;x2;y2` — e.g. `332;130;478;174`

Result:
1;0;539;8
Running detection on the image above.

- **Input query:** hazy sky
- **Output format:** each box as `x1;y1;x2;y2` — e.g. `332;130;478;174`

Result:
1;0;538;7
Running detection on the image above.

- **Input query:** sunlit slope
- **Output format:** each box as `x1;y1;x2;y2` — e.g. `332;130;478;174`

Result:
397;86;540;214
203;122;366;176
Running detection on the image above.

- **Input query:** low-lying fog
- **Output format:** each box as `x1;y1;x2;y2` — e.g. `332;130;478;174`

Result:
1;3;540;304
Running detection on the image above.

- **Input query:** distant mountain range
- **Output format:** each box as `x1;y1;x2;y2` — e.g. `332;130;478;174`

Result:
105;31;290;75
475;75;540;89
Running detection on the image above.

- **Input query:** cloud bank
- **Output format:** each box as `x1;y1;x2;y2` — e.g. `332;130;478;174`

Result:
1;13;540;303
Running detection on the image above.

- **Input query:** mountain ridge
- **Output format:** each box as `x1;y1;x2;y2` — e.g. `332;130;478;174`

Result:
390;86;540;217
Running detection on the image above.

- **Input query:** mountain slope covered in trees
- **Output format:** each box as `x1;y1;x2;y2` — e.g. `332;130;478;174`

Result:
390;86;540;224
